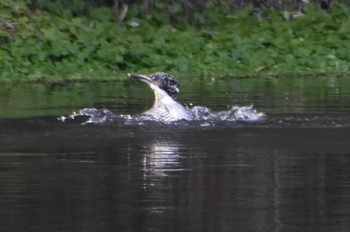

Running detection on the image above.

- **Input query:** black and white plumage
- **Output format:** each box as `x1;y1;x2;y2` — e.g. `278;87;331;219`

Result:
129;72;193;122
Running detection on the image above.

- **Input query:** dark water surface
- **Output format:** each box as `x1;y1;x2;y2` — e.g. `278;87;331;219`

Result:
0;76;350;232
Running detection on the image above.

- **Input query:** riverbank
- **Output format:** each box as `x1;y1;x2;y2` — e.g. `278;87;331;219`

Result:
1;2;350;83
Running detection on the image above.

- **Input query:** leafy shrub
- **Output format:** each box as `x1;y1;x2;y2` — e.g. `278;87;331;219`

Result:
1;1;350;82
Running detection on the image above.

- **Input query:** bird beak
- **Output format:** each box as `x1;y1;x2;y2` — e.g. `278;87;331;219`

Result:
128;73;152;83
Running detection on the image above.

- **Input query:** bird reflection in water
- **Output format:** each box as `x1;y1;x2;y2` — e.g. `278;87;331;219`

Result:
141;140;186;188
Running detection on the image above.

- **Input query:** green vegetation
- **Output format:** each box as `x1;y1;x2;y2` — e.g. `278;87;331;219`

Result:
1;1;350;83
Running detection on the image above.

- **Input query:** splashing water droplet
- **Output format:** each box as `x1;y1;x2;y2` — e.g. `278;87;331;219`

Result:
59;105;265;125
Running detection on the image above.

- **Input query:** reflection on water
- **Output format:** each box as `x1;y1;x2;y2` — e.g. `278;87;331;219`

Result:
142;141;185;179
2;76;350;118
0;76;350;232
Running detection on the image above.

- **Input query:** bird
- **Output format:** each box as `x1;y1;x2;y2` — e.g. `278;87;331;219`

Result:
129;72;194;122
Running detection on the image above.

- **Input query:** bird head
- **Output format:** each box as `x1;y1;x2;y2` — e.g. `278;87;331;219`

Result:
129;72;180;99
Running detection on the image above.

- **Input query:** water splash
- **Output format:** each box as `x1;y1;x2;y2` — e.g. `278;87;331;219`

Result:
191;105;265;121
59;105;265;125
59;108;124;124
